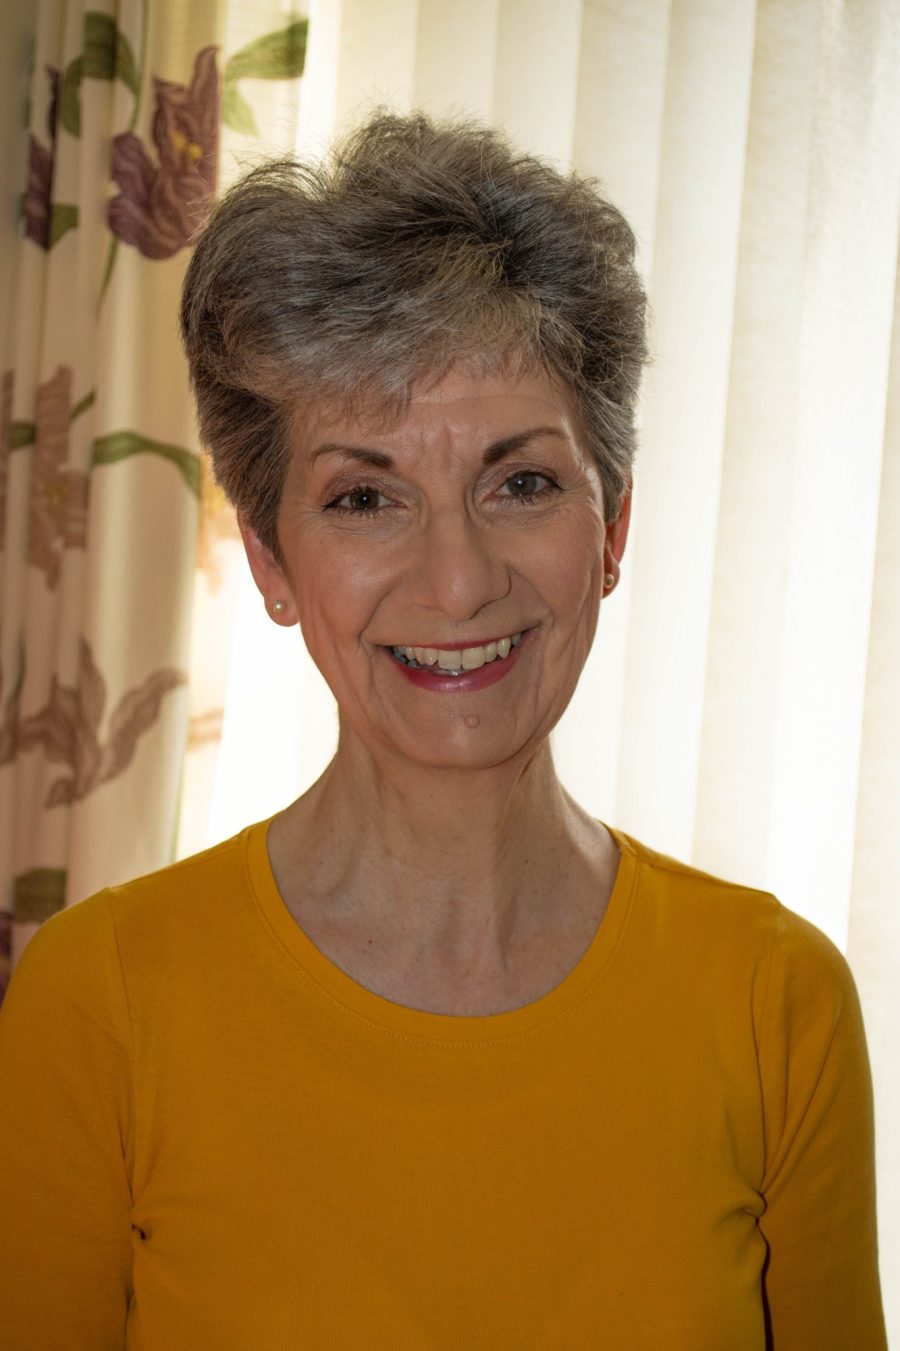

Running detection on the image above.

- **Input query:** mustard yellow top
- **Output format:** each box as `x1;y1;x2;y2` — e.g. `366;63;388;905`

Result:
0;820;886;1349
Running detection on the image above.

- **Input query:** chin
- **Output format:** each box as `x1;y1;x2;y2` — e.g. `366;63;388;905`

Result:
375;714;554;776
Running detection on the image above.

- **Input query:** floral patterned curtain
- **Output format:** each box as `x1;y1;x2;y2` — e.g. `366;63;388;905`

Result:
0;0;308;997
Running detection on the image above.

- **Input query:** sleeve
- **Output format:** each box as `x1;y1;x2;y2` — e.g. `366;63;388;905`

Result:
0;892;133;1350
756;903;887;1350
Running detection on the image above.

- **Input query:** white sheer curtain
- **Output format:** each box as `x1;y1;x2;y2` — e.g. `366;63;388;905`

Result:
199;0;900;1329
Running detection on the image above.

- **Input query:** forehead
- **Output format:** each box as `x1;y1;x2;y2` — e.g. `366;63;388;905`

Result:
404;367;575;421
294;368;584;467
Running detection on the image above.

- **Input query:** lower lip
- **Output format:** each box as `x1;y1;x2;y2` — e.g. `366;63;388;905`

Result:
385;635;529;693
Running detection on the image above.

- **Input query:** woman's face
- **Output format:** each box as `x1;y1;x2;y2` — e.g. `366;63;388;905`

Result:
240;368;630;773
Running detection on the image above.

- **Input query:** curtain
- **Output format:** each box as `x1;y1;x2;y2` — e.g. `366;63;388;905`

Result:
0;0;306;980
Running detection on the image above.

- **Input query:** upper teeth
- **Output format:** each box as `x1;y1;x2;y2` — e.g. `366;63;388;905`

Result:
393;632;523;672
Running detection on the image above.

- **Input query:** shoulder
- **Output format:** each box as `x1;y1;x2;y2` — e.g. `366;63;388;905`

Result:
610;825;855;1008
102;823;258;919
611;825;780;948
5;823;264;1008
756;903;861;1046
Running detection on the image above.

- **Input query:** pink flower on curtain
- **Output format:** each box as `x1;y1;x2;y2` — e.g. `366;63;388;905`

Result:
108;46;219;260
29;366;89;590
16;638;187;807
23;67;60;250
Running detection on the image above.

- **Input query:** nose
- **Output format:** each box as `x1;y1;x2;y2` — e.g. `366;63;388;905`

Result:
412;507;511;622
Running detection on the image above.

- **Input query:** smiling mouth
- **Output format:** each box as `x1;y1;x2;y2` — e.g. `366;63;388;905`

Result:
389;633;524;675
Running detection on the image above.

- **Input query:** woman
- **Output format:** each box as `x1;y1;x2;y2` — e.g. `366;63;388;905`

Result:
0;112;886;1349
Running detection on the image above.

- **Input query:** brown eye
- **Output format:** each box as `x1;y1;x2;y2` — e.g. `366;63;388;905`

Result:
507;472;542;497
347;487;381;511
325;485;390;514
498;471;559;503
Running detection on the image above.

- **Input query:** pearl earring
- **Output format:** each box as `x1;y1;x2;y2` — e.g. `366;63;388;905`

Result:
603;572;615;590
270;599;286;615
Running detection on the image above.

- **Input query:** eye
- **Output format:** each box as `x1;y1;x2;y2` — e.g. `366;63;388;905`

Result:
497;470;559;503
325;485;391;515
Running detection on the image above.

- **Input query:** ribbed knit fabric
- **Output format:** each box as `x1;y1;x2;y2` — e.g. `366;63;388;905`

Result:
0;820;886;1349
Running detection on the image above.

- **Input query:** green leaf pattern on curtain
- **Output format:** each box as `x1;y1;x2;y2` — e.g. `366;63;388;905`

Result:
0;651;26;768
48;203;79;246
222;20;307;136
92;430;202;496
60;12;141;136
0;0;310;1000
84;11;140;93
59;56;85;137
12;869;68;925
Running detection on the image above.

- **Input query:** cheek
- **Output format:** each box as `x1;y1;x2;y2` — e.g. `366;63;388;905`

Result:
528;514;605;615
291;535;393;651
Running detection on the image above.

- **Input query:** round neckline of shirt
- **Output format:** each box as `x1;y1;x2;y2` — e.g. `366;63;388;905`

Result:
244;815;638;1043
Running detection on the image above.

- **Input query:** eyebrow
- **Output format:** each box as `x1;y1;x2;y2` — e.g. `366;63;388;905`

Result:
308;426;565;470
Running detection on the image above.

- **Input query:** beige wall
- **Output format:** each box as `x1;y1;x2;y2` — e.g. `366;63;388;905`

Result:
1;0;36;356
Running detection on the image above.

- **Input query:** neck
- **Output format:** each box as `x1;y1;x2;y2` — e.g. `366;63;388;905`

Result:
271;725;606;966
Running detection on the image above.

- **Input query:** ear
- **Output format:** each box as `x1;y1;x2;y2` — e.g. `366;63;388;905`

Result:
605;488;632;567
237;512;298;626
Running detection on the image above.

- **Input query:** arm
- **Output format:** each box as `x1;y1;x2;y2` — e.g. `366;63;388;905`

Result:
0;893;133;1350
756;905;887;1349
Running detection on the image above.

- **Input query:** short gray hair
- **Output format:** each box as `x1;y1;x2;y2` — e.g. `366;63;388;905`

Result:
180;111;649;557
